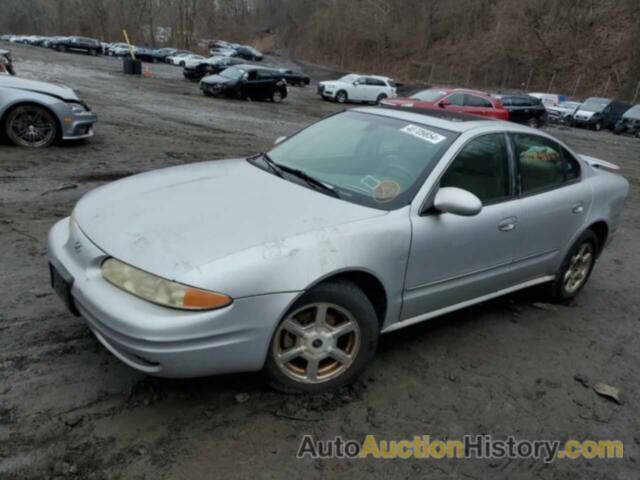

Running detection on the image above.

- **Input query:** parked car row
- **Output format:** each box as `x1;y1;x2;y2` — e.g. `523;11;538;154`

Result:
208;40;264;61
3;34;639;139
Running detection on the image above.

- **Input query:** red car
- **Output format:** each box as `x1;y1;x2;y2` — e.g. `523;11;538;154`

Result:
382;88;509;121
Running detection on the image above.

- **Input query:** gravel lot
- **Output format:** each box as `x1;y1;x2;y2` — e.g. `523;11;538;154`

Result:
1;43;639;480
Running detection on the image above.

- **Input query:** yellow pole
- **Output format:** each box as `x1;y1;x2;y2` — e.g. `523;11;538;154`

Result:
122;29;136;60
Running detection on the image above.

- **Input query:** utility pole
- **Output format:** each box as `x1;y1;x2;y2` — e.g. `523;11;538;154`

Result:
525;69;533;91
603;75;611;97
547;71;556;93
572;74;582;97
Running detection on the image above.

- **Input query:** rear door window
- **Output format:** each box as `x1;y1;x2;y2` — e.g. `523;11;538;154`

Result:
464;94;493;108
513;134;565;193
366;78;386;86
445;93;465;106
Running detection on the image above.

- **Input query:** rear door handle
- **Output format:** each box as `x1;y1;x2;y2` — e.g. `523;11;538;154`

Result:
498;217;518;232
572;202;585;214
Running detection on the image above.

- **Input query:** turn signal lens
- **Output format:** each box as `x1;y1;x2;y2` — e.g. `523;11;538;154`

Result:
101;258;232;310
183;288;232;309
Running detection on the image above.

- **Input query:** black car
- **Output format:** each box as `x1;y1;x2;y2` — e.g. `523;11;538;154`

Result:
53;36;102;55
277;69;310;87
133;47;156;62
572;97;632;131
183;56;243;80
234;45;264;61
613;104;640;137
152;48;192;63
200;65;288;102
492;93;547;128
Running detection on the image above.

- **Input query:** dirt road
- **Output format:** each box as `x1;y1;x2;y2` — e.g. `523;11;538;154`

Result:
1;43;638;479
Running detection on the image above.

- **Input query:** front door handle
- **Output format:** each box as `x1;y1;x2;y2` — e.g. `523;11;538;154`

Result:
498;217;518;232
572;201;585;214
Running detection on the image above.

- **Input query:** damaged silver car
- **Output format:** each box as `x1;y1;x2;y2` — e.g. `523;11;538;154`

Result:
0;76;97;147
48;108;628;393
0;49;15;75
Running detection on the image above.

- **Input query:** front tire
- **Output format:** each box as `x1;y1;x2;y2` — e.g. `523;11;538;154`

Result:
527;117;540;128
335;90;348;104
263;281;379;393
271;90;283;103
5;105;58;148
548;230;598;301
594;121;603;132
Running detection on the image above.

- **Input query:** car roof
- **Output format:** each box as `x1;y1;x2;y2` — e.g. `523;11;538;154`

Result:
352;106;511;133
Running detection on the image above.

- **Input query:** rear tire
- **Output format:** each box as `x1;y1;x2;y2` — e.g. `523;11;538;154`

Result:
547;230;598;302
263;281;379;393
376;93;387;105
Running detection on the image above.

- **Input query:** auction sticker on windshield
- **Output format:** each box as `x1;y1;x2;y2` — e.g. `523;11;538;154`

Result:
400;124;446;144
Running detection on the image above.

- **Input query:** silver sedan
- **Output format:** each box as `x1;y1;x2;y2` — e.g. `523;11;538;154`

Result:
48;107;629;393
0;76;97;147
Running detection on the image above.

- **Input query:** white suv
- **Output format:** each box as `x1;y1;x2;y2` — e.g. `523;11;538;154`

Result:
318;74;397;104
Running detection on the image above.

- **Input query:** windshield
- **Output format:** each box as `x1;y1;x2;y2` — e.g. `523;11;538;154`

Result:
338;74;359;83
266;111;456;209
580;98;609;112
220;66;245;80
410;89;447;102
623;105;640;120
559;101;580;110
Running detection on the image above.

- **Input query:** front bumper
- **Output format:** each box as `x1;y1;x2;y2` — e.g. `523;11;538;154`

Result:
47;217;299;378
60;109;98;140
201;82;231;96
572;116;597;127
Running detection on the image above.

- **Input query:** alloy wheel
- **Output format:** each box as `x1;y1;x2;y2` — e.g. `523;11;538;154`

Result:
273;303;360;384
6;106;57;148
563;242;594;294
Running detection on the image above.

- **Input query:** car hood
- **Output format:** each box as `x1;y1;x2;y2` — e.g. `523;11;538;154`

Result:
320;80;348;89
200;74;234;85
74;158;386;280
381;97;423;107
574;110;596;119
0;76;79;101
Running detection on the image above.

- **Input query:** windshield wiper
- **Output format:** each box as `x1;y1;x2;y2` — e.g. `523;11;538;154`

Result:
249;152;283;177
248;153;339;198
276;164;340;198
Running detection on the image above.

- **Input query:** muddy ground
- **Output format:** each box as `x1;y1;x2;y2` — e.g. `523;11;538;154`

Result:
0;43;638;480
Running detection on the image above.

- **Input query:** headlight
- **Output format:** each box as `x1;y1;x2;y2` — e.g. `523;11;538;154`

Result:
101;258;232;310
69;102;87;114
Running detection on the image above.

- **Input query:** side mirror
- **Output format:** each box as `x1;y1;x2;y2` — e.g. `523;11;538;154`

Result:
274;136;286;145
353;81;360;86
439;99;451;108
433;187;482;216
